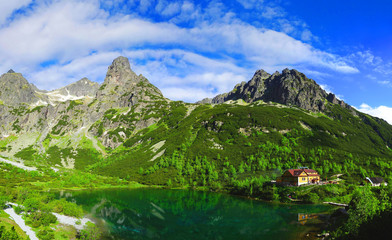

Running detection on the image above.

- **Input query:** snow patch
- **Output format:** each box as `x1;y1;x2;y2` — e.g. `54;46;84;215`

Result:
151;140;166;152
30;99;48;107
150;149;165;162
4;207;39;240
52;213;92;231
43;89;93;104
0;157;37;171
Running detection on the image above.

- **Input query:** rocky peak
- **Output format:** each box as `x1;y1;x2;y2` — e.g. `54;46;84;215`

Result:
7;69;15;73
103;56;138;86
0;71;39;105
55;77;99;97
208;68;351;112
254;69;271;79
97;56;165;108
110;56;132;71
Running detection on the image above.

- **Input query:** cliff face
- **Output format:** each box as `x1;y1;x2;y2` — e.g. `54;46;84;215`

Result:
203;68;348;112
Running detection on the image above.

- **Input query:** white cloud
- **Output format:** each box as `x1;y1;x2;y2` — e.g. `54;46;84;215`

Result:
236;0;264;10
375;62;392;76
0;0;360;102
161;72;246;93
156;1;181;16
320;84;332;94
378;80;390;85
23;48;249;102
262;6;284;19
358;103;392;125
28;51;121;90
354;51;383;66
0;0;357;75
138;0;152;13
125;49;246;73
123;49;248;102
301;29;313;42
160;87;214;102
0;0;32;25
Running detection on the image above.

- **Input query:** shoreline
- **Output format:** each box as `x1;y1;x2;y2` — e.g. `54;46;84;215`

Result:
54;186;340;240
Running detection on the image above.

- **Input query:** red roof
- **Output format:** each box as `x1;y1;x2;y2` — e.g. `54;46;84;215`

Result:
286;169;319;177
287;169;305;176
303;169;320;176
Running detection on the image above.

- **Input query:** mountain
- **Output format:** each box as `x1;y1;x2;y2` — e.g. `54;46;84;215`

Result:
0;70;41;105
200;68;350;113
56;78;99;97
1;56;392;188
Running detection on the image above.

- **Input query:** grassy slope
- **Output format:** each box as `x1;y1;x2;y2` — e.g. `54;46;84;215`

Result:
8;100;392;189
78;101;392;186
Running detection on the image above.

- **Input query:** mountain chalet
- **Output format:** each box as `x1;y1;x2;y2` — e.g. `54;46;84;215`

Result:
277;168;320;186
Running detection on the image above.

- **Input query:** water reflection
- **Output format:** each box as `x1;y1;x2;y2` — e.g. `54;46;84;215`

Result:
297;213;318;225
60;189;332;240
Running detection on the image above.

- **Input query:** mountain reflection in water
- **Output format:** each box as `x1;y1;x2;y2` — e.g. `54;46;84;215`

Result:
59;188;332;240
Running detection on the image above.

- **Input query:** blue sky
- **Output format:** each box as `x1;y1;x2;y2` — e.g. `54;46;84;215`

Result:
0;0;391;123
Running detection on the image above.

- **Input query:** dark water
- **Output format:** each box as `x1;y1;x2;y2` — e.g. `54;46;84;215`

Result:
59;188;332;240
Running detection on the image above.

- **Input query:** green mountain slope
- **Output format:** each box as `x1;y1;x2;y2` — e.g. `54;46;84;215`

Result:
1;56;392;190
82;101;392;187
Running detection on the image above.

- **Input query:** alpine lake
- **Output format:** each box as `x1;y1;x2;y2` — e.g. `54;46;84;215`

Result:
58;188;334;240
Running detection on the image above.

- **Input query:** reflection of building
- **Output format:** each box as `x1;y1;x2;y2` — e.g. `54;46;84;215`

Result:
298;213;318;225
277;168;320;186
366;177;387;186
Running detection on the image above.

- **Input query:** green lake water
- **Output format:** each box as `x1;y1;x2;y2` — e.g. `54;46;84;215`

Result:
59;188;333;240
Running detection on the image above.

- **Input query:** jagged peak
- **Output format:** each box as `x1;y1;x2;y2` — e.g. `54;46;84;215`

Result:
7;69;15;73
108;56;132;73
53;77;99;98
0;70;28;83
253;69;271;79
72;77;97;85
207;67;352;113
0;70;39;105
103;56;138;86
271;71;280;77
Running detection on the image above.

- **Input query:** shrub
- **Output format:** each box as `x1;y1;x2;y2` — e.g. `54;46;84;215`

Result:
37;229;55;240
30;211;57;227
79;222;102;240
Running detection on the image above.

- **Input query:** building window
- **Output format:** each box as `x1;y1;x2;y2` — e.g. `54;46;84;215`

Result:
302;178;306;181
